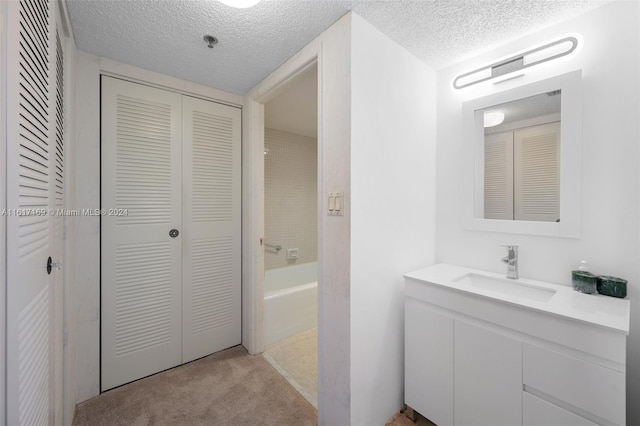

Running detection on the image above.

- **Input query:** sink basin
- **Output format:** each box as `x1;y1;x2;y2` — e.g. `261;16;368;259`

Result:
453;273;556;302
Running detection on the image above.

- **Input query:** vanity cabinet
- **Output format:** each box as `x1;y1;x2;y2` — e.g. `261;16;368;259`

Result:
404;264;629;426
405;301;522;426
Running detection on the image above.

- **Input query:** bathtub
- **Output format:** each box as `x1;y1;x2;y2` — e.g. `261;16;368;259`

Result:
264;262;317;346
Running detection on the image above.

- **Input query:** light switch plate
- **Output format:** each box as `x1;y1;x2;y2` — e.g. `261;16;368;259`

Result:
328;192;344;216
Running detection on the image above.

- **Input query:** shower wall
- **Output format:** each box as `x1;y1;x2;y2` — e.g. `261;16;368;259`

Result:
264;128;318;270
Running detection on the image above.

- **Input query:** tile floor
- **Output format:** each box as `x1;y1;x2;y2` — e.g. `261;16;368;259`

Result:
263;327;318;408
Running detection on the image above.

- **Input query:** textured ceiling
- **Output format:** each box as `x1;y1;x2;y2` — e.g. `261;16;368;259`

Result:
65;0;611;95
485;90;561;131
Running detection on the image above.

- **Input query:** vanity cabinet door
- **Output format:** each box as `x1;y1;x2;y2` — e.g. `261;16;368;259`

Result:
454;321;522;426
405;298;454;426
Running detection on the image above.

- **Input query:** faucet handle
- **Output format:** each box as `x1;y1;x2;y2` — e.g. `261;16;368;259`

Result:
501;244;519;250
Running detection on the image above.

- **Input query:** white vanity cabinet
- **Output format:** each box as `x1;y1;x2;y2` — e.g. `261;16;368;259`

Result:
404;264;630;426
405;300;522;426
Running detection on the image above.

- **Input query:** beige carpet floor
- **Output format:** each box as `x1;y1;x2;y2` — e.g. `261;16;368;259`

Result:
263;328;318;408
73;345;317;426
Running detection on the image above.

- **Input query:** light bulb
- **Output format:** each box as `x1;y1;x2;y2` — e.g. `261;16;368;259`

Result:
484;111;505;128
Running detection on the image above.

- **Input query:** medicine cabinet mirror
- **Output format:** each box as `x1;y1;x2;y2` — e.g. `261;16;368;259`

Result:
462;70;582;237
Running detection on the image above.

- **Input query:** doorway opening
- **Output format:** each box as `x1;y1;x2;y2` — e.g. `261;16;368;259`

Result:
261;63;319;408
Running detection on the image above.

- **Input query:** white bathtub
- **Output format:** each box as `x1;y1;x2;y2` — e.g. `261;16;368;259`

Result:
264;262;317;346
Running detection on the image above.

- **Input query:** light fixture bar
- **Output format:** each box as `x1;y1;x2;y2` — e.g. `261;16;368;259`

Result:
453;36;579;89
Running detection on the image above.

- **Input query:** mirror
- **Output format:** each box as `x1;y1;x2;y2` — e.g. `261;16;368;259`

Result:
462;70;582;238
480;91;561;222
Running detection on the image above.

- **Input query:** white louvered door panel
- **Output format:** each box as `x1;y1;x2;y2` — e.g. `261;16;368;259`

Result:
5;0;59;424
181;96;241;362
514;122;560;222
101;77;183;390
53;30;63;241
51;17;65;425
484;131;514;220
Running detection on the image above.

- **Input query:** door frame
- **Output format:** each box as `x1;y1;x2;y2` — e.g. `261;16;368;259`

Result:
0;0;7;422
243;16;352;424
242;27;330;418
242;53;320;356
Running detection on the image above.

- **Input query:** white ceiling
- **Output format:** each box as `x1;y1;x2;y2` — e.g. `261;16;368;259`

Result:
65;0;611;95
485;90;561;130
265;64;317;137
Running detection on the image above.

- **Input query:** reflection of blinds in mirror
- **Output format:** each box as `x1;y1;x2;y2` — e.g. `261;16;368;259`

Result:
484;132;514;220
514;122;560;222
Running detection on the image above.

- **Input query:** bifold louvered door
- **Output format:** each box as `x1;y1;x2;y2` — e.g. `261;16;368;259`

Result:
101;77;241;390
101;77;183;391
484;131;514;220
484;122;560;222
5;0;65;424
514;122;560;222
181;96;241;363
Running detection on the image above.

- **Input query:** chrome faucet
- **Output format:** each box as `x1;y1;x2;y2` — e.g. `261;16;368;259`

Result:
501;245;519;279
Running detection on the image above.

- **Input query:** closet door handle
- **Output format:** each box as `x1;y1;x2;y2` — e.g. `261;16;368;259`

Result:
169;229;179;238
46;257;62;274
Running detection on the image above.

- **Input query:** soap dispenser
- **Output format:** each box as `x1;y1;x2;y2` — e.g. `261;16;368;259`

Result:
577;260;588;272
572;260;596;294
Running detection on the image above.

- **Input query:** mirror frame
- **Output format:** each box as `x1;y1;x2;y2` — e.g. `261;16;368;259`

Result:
462;70;582;238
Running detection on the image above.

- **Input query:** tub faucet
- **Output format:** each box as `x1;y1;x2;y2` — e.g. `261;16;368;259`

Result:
501;245;519;279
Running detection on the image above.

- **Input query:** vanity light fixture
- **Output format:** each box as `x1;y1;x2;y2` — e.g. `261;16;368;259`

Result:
218;0;261;8
483;111;505;128
453;35;579;89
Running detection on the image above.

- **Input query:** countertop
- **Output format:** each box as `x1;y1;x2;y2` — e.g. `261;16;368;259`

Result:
405;263;630;334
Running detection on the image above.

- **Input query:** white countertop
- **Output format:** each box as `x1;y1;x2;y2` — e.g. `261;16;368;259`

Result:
404;263;630;334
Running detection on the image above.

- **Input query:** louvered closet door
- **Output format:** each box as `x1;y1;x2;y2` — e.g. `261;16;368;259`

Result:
181;96;241;362
514;122;560;222
51;15;66;426
101;77;183;391
484;131;514;220
5;0;62;423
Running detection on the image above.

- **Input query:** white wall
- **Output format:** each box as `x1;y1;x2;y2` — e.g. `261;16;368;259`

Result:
247;13;437;424
315;16;352;425
436;1;640;423
73;52;101;403
350;14;437;425
246;14;354;424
